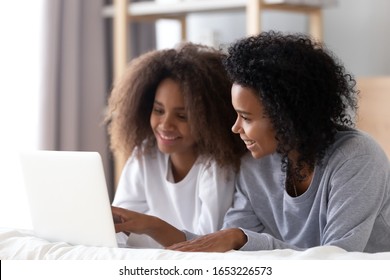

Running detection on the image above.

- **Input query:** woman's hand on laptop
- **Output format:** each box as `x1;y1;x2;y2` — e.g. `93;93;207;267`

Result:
111;206;186;247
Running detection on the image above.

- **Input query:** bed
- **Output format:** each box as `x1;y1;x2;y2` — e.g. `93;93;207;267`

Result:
0;227;389;260
1;77;390;262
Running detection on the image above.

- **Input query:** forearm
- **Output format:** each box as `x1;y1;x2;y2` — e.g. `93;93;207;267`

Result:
145;216;187;247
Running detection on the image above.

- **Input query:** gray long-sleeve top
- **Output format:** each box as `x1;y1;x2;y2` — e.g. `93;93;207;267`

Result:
221;129;390;252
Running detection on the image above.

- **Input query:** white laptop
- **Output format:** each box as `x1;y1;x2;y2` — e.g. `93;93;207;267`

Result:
19;150;125;248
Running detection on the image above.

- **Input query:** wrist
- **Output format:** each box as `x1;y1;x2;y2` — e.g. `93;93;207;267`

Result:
229;228;247;250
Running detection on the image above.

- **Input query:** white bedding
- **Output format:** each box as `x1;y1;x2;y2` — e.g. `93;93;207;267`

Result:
1;227;390;260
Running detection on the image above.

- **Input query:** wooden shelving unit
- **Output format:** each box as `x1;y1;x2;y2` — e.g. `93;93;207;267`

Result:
103;0;324;80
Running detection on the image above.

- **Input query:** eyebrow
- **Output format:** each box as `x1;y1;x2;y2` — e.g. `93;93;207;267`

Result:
236;109;252;115
153;100;186;111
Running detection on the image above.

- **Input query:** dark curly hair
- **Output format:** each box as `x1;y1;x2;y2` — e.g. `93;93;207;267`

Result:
223;31;359;177
106;42;246;171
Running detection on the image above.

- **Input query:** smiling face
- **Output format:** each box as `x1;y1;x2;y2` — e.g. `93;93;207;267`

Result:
150;78;197;162
231;83;278;159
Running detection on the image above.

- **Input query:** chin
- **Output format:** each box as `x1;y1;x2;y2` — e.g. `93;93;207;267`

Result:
156;144;174;155
250;148;266;159
251;152;262;159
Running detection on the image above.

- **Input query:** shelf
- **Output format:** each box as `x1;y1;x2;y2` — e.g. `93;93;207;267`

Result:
108;0;323;77
103;0;248;18
103;0;323;20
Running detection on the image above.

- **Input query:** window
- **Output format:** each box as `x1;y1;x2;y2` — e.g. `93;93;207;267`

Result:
0;0;45;229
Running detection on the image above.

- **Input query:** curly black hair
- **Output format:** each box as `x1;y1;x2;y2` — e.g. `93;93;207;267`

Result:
106;42;246;171
223;31;359;177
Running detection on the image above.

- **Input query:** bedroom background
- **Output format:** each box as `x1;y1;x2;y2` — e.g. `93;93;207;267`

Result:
1;0;389;230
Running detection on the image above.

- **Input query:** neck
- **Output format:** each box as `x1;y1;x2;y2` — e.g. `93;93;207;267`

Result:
287;154;314;196
169;151;198;183
288;171;313;197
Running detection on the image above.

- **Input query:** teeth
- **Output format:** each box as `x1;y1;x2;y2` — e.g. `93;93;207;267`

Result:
244;140;255;145
160;134;178;140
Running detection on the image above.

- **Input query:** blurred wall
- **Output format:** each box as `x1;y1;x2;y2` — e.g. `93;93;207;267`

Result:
323;0;390;76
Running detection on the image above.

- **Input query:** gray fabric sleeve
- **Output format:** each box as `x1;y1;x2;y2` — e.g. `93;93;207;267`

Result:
183;230;200;241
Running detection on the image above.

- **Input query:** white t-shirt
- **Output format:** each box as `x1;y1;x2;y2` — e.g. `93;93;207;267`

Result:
112;147;235;248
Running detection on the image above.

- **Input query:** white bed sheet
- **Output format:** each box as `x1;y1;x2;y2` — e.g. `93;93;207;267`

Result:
1;227;390;260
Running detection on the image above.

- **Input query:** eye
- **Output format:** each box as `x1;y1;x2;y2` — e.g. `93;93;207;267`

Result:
177;113;188;121
240;114;251;122
152;106;164;115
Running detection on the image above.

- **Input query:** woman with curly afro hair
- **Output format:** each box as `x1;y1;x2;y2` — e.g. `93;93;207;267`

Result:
169;31;390;253
106;42;246;248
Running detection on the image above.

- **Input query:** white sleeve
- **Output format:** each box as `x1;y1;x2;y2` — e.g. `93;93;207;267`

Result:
194;163;235;234
111;152;149;214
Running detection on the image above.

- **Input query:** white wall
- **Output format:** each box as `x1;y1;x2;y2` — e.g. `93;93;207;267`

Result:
0;0;45;230
157;0;390;77
186;11;307;49
323;0;390;76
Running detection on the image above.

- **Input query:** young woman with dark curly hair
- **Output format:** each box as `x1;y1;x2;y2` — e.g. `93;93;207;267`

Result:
106;42;246;248
169;31;390;253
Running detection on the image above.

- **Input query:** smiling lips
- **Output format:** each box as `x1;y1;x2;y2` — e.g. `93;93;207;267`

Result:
157;131;181;144
242;138;256;148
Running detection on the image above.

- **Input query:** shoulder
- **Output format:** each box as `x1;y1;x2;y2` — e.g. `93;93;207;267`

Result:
327;129;388;165
195;156;237;183
321;129;390;193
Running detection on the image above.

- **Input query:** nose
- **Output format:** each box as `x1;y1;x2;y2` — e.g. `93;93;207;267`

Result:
231;117;241;134
160;114;175;130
